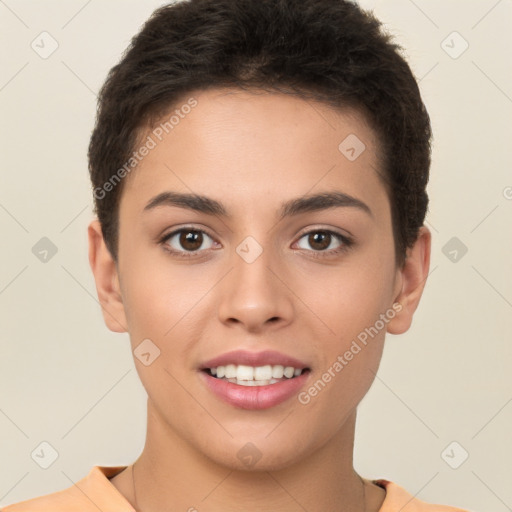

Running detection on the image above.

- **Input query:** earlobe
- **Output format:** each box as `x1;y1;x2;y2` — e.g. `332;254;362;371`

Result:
87;219;128;333
387;226;431;335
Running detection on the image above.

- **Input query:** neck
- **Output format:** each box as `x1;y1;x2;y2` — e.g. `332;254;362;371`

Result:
120;400;380;512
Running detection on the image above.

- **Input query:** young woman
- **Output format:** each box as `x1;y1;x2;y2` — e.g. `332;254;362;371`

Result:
2;1;470;510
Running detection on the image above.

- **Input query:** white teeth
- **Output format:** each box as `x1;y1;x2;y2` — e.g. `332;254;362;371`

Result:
271;365;284;378
236;365;254;381
208;364;305;384
283;366;295;378
225;364;237;379
235;378;278;386
254;365;272;380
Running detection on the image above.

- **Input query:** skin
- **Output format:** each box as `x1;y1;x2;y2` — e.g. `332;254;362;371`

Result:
88;87;431;512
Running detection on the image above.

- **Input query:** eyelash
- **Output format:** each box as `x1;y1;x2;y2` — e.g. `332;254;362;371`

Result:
158;226;353;260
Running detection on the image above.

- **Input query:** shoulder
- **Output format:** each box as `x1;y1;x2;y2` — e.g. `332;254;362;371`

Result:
375;479;473;512
0;466;132;512
1;486;91;512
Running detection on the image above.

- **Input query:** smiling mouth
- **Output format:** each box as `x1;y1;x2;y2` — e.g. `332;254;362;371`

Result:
202;364;311;386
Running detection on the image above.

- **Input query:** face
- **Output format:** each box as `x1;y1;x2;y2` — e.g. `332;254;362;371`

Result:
89;87;429;471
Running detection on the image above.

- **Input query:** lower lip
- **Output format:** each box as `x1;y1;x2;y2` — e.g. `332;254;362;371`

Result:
199;370;310;410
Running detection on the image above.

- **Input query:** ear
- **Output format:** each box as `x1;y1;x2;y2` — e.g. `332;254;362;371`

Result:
87;219;128;333
387;226;431;335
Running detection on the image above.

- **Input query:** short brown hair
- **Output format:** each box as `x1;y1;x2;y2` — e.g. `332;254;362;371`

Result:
88;0;431;266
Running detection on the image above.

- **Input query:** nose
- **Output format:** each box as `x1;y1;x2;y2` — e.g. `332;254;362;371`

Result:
216;244;294;333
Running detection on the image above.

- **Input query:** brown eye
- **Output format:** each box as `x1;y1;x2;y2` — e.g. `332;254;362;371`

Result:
295;229;352;258
162;228;215;255
179;230;203;251
307;231;331;251
298;230;340;252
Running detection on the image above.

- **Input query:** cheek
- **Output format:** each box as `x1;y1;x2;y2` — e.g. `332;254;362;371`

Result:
304;257;396;343
298;245;396;395
118;246;187;329
299;279;390;418
119;253;220;370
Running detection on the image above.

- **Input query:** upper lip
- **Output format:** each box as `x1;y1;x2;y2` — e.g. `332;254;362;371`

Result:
200;350;309;370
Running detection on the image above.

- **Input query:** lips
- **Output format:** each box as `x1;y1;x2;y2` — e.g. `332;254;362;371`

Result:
198;350;311;410
200;370;310;410
200;349;309;370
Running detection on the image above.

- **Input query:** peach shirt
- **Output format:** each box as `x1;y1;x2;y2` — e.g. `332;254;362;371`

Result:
1;466;471;512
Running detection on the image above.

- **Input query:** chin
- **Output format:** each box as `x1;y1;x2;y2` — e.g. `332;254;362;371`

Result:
201;435;315;473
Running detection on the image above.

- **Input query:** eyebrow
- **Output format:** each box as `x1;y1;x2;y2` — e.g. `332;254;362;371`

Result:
143;190;373;220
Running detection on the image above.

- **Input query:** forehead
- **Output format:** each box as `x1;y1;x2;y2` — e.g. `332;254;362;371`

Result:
120;87;388;219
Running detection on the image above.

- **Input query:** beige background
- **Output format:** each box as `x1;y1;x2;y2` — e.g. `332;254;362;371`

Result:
1;0;511;510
